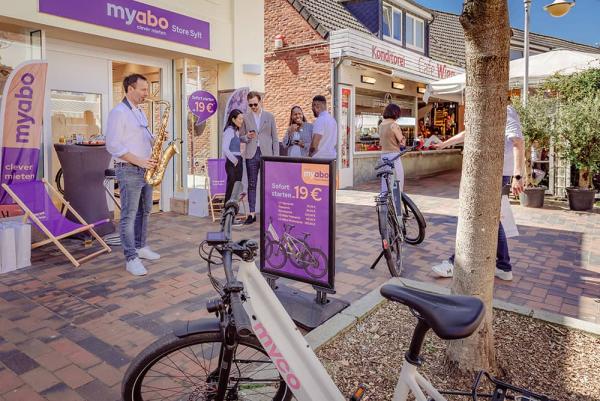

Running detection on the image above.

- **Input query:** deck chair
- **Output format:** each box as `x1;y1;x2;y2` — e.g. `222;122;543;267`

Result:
1;179;111;267
205;158;248;222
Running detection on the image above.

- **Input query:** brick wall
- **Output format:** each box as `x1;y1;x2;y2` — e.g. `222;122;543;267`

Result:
264;0;332;138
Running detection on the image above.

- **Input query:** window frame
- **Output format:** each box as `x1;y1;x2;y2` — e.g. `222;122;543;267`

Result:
382;4;403;45
405;13;425;52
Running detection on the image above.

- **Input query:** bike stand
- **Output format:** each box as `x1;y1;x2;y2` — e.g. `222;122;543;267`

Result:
370;249;386;270
264;274;349;331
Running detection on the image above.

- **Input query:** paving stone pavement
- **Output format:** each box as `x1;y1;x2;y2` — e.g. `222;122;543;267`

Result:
0;170;598;399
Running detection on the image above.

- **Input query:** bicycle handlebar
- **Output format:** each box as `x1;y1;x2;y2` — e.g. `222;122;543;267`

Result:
217;181;252;337
374;146;416;171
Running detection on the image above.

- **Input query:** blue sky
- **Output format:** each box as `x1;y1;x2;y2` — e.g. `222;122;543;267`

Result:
417;0;600;46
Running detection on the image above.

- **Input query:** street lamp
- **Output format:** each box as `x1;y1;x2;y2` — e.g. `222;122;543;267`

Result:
522;0;575;104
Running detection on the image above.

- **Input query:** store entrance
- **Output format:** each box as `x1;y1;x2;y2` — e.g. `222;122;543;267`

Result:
111;61;164;212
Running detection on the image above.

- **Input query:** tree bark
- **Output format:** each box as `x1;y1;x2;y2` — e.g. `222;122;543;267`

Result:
447;0;511;372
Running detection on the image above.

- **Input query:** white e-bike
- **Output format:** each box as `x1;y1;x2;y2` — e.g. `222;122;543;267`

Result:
122;182;556;401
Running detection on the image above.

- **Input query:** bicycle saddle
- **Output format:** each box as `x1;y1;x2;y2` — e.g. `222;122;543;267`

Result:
380;285;484;340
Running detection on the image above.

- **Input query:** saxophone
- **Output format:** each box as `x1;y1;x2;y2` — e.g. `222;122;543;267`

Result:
144;99;179;186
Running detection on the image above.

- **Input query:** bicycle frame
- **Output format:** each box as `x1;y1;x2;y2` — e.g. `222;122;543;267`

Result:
237;259;448;401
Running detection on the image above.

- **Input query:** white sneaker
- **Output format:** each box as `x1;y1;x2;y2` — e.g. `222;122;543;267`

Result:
137;246;160;260
432;260;454;278
495;269;513;281
126;258;147;276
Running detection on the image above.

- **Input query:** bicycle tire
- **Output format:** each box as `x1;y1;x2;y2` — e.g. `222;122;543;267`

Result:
122;331;292;401
303;248;328;279
266;241;287;270
385;206;404;277
401;193;426;245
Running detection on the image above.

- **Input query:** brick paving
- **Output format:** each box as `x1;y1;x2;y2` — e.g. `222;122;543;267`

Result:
0;170;599;399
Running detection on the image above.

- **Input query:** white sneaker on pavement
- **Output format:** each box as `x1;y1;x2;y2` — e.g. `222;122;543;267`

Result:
137;246;160;260
432;260;454;278
494;269;513;281
126;258;147;276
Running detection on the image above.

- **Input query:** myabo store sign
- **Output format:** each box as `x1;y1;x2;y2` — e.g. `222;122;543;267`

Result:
39;0;210;50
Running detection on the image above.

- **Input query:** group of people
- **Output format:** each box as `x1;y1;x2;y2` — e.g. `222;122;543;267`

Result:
221;93;338;223
105;72;524;281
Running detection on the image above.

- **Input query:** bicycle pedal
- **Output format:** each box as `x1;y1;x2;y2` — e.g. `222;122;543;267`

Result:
349;384;367;401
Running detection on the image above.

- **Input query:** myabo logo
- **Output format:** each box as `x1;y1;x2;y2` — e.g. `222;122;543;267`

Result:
106;3;169;29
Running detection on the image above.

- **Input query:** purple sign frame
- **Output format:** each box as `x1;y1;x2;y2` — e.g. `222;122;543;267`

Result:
260;157;336;289
188;90;217;123
39;0;210;50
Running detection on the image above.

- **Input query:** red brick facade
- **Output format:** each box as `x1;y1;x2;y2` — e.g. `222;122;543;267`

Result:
263;0;332;138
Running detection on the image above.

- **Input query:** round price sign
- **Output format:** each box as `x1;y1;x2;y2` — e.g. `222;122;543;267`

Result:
188;90;217;123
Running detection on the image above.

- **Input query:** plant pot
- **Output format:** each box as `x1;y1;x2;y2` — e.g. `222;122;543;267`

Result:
519;187;545;208
566;187;596;211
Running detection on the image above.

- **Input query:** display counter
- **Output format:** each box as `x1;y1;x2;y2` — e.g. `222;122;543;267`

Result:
353;148;463;185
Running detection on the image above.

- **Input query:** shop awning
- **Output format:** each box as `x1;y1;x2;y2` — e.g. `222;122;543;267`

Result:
424;49;600;103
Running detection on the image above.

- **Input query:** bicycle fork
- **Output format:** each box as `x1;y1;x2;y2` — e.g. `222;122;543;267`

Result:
215;322;239;400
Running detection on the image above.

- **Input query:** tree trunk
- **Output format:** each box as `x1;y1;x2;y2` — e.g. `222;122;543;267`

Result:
579;168;591;188
447;0;511;372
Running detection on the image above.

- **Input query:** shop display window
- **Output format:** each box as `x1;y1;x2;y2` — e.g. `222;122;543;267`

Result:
0;24;42;109
50;91;102;144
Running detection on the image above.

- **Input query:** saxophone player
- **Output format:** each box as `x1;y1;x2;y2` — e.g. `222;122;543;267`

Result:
106;73;160;276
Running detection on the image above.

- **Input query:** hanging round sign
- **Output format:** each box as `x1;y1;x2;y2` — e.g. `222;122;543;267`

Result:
188;90;217;123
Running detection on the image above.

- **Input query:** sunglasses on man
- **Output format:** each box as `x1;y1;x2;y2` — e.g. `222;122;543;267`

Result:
249;103;259;107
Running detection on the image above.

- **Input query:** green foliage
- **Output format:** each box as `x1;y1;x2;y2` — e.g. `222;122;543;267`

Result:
543;68;600;102
511;94;555;148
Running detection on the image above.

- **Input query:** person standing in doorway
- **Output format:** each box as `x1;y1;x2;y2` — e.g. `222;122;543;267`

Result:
106;73;160;277
309;95;337;159
431;99;525;281
240;91;279;225
283;106;313;157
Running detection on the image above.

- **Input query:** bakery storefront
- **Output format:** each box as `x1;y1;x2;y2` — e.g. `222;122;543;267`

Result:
0;0;264;211
330;29;464;188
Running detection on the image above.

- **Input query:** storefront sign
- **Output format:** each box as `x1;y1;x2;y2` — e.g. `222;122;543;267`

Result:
330;29;463;82
372;46;406;68
188;90;217;123
0;60;48;212
260;157;336;289
39;0;210;50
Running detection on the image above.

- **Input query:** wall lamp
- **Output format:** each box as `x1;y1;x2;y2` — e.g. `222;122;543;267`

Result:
392;82;405;90
417;86;427;94
361;75;376;84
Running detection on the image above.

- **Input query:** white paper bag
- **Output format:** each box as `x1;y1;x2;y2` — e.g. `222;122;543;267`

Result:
1;225;17;273
500;195;519;238
15;223;31;269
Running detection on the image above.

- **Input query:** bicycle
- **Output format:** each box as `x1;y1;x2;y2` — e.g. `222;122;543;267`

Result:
122;181;557;401
373;146;426;277
264;219;327;279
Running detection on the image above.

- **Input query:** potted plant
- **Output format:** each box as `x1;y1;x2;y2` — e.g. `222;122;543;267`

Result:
544;69;600;211
512;94;553;208
553;95;600;210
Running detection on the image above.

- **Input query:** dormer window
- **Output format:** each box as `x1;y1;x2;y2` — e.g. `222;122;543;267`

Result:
406;13;424;51
383;4;402;43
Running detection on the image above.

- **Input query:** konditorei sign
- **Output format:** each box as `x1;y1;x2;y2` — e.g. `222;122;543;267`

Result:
39;0;210;50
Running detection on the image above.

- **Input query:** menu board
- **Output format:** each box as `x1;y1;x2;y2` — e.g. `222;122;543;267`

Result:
260;157;335;289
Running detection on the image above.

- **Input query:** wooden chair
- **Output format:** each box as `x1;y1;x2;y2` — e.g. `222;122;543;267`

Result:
1;179;111;267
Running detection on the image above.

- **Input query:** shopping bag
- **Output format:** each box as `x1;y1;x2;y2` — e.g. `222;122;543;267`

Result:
500;195;519;238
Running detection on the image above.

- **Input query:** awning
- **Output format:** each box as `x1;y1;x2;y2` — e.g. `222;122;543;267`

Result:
424;49;600;103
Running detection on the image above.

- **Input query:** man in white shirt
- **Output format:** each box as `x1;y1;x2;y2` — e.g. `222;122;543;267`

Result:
431;100;524;281
106;74;160;276
309;95;337;159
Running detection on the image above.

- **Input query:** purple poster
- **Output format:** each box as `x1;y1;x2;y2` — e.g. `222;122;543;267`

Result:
188;90;217;123
39;0;210;50
260;158;335;289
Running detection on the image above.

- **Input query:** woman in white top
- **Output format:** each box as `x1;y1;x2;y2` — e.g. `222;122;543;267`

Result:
222;109;245;203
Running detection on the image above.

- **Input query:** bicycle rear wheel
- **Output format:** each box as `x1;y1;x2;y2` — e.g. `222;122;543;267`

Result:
401;193;426;245
122;331;291;401
377;196;403;277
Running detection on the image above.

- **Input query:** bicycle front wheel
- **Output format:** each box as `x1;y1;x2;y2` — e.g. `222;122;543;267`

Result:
384;207;404;277
401;193;426;245
122;332;292;401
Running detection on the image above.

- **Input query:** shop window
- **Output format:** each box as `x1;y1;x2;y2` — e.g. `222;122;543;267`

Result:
0;24;43;108
383;5;402;43
354;92;415;153
406;14;424;51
